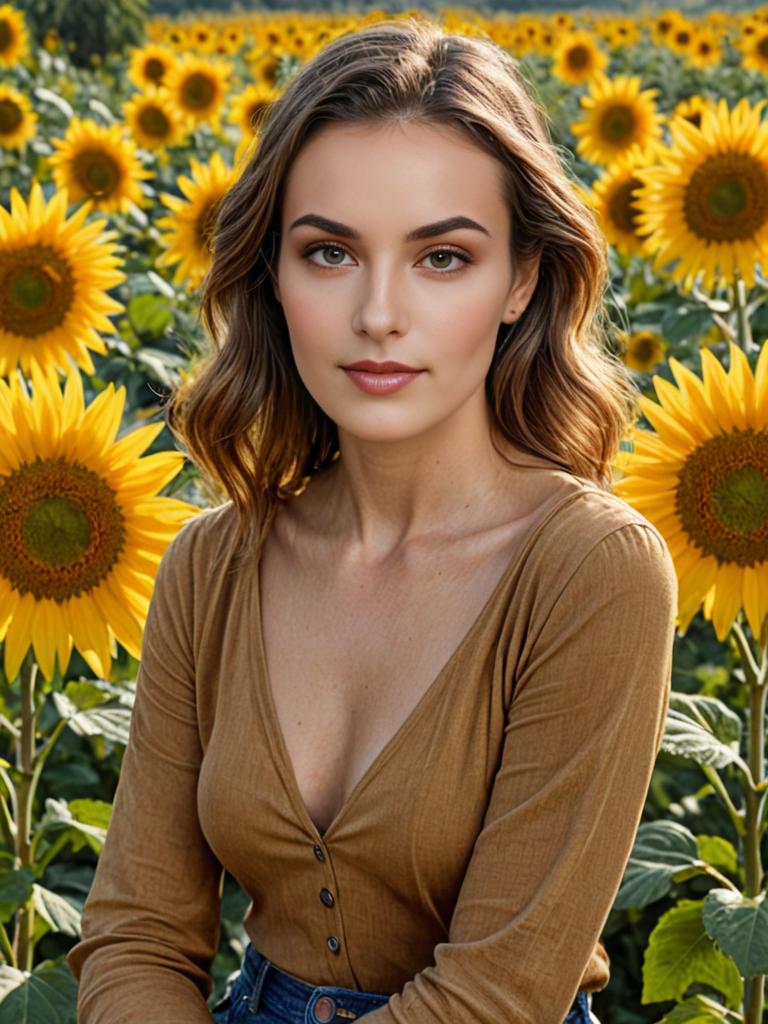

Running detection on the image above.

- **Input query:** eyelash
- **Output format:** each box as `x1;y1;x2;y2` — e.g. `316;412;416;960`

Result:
301;242;474;276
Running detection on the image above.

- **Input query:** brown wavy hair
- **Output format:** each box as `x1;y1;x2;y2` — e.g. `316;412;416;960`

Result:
165;16;639;560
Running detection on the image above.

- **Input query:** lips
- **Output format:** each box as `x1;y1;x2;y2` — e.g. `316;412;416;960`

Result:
342;361;421;373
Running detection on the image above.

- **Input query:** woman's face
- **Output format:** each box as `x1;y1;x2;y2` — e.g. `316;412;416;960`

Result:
273;119;539;444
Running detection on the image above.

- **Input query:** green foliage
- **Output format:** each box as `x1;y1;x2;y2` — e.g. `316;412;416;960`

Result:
17;0;149;67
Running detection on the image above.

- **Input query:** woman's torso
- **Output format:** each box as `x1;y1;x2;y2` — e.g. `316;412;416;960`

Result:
258;458;581;837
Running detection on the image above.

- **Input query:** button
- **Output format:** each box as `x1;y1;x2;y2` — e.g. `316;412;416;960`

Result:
314;995;337;1021
313;844;325;862
320;887;335;908
326;934;341;954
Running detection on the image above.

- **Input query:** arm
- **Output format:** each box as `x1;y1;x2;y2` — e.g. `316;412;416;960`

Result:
364;522;678;1024
66;518;224;1024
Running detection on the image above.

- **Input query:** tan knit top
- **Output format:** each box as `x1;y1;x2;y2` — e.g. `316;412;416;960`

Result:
66;471;678;1024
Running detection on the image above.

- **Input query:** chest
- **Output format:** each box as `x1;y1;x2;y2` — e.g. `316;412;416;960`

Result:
257;516;540;838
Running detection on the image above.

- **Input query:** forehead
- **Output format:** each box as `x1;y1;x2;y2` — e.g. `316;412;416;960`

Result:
281;120;508;232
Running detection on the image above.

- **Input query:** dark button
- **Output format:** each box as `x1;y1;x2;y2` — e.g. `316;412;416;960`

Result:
312;844;325;862
326;934;341;954
314;995;336;1021
320;887;335;908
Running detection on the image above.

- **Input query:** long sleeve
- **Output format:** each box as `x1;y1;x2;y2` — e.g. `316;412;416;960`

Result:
65;517;224;1024
364;521;678;1024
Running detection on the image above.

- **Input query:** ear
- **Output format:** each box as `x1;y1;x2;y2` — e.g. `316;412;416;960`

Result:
502;249;541;325
272;278;281;304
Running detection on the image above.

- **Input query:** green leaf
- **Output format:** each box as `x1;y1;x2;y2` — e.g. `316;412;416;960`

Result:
31;884;80;937
642;898;743;1008
662;693;750;779
146;270;177;300
35;797;109;854
0;961;78;1022
616;820;701;910
0;868;35;925
703;888;768;978
53;687;133;744
661;306;714;344
32;87;73;120
127;293;173;341
654;992;743;1021
67;799;113;832
696;835;739;878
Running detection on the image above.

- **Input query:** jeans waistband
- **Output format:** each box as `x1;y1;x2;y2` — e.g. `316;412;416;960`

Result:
237;942;391;1022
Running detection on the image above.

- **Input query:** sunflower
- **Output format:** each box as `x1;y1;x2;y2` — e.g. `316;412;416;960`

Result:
687;28;722;68
666;18;696;57
164;53;232;129
187;19;217;54
0;360;200;682
613;340;768;644
650;8;685;48
0;181;125;379
127;42;176;90
0;83;36;149
551;29;608;85
616;329;668;373
0;3;28;66
571;74;665;168
228;82;276;162
48;118;150;215
740;28;768;75
600;18;641;49
247;48;288;89
673;94;716;130
123;86;188;152
632;97;768;292
155;151;239;289
588;149;662;256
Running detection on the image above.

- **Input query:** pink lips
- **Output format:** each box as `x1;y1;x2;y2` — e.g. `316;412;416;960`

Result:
343;368;424;394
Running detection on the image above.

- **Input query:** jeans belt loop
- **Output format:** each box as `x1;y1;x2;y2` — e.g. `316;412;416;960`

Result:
246;956;271;1013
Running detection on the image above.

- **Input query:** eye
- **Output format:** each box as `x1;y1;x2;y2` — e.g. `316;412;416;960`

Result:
300;242;473;275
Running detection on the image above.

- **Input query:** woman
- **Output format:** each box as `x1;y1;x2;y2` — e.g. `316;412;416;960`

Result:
66;17;678;1024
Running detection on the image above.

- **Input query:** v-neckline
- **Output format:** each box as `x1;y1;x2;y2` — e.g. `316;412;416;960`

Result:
252;483;586;844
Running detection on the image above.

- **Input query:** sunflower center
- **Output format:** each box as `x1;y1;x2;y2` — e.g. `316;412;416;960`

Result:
608;177;644;234
145;56;166;83
182;71;215;109
138;104;171;137
0;98;22;133
567;45;590;69
72;147;121;198
629;333;657;364
758;36;768;60
600;104;635;144
684;153;768;242
0;244;74;338
0;458;126;601
676;430;768;567
0;20;11;53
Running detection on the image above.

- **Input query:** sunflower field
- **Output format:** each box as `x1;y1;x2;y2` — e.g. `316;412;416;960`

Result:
2;1;768;1021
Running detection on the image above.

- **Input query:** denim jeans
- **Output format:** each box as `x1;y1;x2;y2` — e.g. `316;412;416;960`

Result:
209;941;598;1023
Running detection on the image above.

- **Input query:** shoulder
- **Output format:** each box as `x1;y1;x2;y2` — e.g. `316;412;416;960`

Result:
155;499;244;590
530;474;678;606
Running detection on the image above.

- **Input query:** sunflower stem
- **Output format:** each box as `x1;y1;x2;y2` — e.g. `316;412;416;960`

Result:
733;275;753;354
732;618;761;688
738;618;768;1024
701;764;746;837
12;649;37;972
0;922;14;967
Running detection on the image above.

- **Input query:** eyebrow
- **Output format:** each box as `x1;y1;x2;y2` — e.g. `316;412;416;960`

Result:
287;213;491;241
